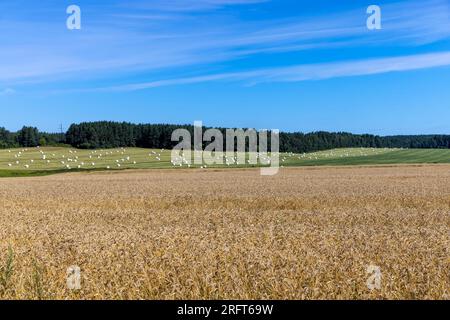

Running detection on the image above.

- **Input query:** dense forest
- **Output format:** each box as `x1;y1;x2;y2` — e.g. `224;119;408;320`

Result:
1;122;449;153
0;126;64;149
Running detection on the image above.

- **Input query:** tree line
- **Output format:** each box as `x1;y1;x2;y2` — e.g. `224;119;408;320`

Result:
0;126;64;149
1;122;449;153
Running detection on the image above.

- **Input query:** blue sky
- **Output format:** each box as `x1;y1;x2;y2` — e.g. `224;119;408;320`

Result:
1;0;450;134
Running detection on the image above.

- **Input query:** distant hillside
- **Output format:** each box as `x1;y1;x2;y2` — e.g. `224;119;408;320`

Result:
1;122;449;153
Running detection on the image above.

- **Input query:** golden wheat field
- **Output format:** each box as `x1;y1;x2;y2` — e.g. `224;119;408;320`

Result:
0;165;449;300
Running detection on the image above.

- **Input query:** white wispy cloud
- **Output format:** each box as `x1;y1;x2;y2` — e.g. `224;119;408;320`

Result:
80;51;450;92
123;0;270;12
0;0;449;87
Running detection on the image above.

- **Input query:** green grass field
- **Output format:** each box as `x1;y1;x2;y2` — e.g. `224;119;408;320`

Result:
0;147;449;177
